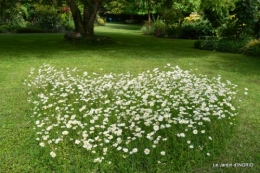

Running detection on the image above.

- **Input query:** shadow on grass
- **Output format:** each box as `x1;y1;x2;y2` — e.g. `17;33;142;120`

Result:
0;28;260;78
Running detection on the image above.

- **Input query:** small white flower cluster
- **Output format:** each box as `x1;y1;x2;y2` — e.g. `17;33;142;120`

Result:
24;64;239;161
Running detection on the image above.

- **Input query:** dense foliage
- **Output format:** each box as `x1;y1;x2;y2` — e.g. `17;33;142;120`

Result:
194;37;260;57
233;0;260;36
192;0;260;56
0;2;73;33
141;13;215;40
242;39;260;56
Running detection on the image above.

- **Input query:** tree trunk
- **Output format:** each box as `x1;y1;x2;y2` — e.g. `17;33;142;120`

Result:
66;0;102;39
147;0;151;25
66;0;84;34
82;1;101;38
148;8;151;24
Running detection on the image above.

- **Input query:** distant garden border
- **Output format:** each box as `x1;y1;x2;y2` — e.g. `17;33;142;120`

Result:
194;38;260;57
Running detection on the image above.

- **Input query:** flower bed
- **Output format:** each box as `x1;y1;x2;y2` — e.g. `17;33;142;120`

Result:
24;64;240;171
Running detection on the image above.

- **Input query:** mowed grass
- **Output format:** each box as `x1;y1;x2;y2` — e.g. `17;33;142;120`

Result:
0;23;260;172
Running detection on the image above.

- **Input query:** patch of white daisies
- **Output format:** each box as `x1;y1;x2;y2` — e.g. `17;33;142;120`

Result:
24;64;243;163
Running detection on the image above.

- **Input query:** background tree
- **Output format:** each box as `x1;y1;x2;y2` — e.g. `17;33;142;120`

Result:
104;0;139;21
160;0;200;25
233;0;260;37
0;0;19;24
200;0;237;28
135;0;164;24
105;0;128;14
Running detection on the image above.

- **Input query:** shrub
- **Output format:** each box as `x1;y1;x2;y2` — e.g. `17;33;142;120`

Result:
17;27;45;33
0;25;9;33
216;39;247;53
96;17;105;26
195;38;248;54
181;24;197;39
165;24;182;38
242;39;260;57
215;14;238;39
194;38;218;51
8;25;22;33
0;25;23;33
153;19;167;38
33;4;59;32
25;64;239;172
141;16;214;39
181;19;215;39
141;21;155;35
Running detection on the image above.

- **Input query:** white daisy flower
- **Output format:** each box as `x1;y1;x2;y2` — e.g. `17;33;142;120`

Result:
160;151;165;156
39;142;45;147
62;131;69;135
144;148;150;155
193;129;198;134
132;148;138;153
50;151;56;158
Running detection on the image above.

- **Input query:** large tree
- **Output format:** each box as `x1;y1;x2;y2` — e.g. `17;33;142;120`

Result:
39;0;107;38
2;0;110;38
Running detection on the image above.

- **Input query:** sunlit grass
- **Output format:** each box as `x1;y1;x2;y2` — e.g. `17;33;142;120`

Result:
0;23;260;172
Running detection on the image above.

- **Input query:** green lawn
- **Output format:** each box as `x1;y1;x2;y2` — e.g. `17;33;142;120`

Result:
0;23;260;172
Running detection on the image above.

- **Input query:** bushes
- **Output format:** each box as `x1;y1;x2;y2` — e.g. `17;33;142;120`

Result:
194;39;218;51
180;19;215;39
0;25;44;34
0;25;9;33
194;39;246;53
0;25;23;33
141;21;155;35
33;4;59;32
141;16;215;39
242;39;260;57
195;37;260;57
181;25;198;39
96;17;106;26
17;27;45;33
153;19;167;38
8;25;22;33
166;24;182;38
217;39;248;53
